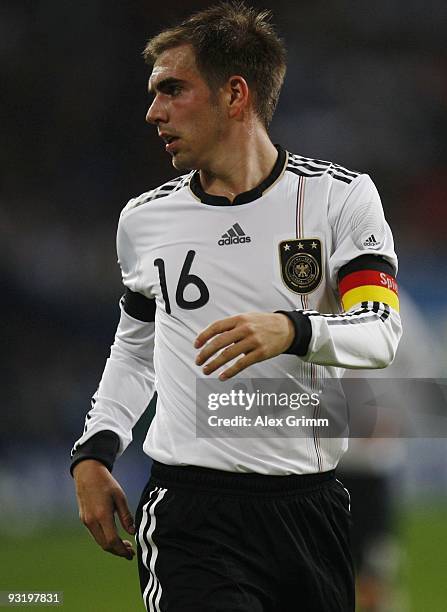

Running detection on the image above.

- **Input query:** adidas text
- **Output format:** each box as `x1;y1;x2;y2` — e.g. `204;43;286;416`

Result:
218;236;251;246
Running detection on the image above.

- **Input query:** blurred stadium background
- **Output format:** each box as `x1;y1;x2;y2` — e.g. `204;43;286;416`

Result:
1;1;446;610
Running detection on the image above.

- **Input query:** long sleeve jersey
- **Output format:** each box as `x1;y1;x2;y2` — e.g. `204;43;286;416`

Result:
71;146;402;475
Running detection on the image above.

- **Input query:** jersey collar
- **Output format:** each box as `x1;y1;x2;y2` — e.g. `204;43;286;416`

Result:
189;145;287;206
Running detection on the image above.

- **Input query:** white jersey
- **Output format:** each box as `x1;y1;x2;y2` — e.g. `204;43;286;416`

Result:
72;147;402;475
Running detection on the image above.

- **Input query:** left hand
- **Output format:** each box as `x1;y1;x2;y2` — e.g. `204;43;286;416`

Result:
194;312;295;380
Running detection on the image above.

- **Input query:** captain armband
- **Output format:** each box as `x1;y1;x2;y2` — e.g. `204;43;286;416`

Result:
338;255;399;312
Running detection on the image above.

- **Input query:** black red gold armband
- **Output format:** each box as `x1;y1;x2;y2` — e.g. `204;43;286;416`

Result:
339;269;399;311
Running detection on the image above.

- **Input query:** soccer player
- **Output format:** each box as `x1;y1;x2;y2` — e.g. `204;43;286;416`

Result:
71;3;402;611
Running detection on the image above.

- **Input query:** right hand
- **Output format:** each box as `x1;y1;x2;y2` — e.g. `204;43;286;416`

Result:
73;459;136;560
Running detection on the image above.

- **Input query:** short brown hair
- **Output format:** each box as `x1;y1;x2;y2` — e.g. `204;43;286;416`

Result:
143;1;287;127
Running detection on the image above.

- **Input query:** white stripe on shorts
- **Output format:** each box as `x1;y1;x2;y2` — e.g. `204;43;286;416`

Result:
336;478;351;512
137;486;168;612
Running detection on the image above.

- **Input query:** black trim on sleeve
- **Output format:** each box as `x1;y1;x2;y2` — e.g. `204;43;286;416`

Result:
275;311;312;356
70;430;120;476
338;254;396;281
121;288;156;322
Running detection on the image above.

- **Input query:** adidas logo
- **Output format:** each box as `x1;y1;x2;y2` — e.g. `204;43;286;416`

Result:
218;223;251;246
363;234;380;247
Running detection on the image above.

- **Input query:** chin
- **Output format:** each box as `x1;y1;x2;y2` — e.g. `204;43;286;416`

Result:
172;150;199;172
172;154;195;172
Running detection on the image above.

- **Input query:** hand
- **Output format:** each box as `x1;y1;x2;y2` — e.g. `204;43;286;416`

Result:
194;312;295;380
73;459;136;561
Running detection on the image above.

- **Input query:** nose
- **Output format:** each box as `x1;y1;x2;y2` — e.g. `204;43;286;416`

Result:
146;95;167;125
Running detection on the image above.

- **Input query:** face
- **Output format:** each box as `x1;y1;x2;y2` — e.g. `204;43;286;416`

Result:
146;44;226;171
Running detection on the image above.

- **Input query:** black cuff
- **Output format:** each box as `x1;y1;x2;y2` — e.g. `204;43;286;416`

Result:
275;311;312;356
70;430;120;476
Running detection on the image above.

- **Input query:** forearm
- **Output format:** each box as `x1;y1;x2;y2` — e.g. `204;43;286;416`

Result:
70;349;154;461
280;303;402;369
71;295;156;472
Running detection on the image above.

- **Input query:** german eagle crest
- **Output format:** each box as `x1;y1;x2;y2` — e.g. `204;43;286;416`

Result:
279;239;323;294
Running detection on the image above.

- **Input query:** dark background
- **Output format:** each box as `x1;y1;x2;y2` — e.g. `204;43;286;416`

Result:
1;2;446;608
2;0;447;448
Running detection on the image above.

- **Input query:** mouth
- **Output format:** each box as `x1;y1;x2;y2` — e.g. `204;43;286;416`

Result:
160;133;180;153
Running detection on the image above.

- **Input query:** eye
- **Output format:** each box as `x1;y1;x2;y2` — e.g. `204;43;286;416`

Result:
167;84;182;97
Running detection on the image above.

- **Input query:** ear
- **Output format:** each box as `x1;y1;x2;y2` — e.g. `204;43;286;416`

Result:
225;76;250;120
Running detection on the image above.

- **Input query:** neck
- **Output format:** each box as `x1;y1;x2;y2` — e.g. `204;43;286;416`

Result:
199;127;278;203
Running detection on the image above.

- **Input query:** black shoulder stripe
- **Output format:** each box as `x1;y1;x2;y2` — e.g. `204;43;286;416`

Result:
288;160;330;173
130;174;191;209
289;154;331;167
338;255;396;281
286;165;356;185
286;166;324;178
332;164;360;178
121;288;156;322
326;170;353;184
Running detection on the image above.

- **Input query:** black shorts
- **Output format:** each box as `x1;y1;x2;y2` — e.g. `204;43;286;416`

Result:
135;461;354;612
337;471;394;575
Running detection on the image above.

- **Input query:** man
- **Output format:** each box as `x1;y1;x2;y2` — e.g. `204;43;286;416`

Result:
71;3;402;611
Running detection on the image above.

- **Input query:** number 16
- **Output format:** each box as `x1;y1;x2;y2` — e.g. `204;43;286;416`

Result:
154;250;209;314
